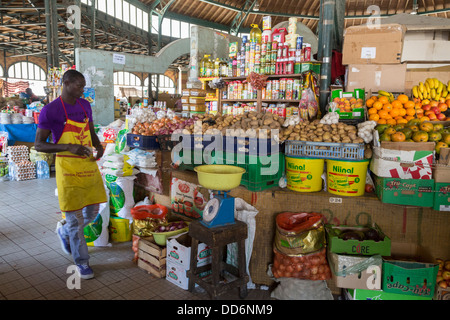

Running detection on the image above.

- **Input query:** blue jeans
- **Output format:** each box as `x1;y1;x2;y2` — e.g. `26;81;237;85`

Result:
61;204;100;265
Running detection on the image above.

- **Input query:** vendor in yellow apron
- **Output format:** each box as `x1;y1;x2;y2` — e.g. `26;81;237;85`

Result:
55;97;106;212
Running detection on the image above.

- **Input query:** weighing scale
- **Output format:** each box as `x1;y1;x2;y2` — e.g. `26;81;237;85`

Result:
201;190;236;228
194;165;245;229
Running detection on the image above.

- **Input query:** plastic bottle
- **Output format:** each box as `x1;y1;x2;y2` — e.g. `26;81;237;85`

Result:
200;54;209;77
271;28;288;44
250;24;262;44
205;55;214;77
214;58;221;77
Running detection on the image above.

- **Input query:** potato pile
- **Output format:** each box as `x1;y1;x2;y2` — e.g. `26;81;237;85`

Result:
281;119;364;144
182;112;284;138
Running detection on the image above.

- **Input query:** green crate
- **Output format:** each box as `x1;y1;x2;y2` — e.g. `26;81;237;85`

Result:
382;259;439;298
434;182;450;211
178;149;218;171
216;152;284;192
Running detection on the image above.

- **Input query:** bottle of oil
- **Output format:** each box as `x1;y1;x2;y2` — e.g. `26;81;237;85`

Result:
214;58;221;77
205;55;214;77
250;24;262;44
200;54;210;77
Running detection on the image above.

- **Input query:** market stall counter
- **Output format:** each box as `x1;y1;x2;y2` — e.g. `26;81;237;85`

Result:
165;169;450;293
0;123;37;146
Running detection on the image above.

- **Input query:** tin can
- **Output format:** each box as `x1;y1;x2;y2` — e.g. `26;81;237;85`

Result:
286;78;294;100
280;78;286;100
277;106;286;118
270;62;276;75
266;80;272;100
254;65;260;74
296;36;303;51
304;44;311;61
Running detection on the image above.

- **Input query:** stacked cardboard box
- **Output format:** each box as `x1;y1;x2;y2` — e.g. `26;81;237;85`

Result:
342;19;450;95
181;89;207;113
433;148;450;211
7;146;35;181
165;232;212;290
326;223;389;291
370;132;435;207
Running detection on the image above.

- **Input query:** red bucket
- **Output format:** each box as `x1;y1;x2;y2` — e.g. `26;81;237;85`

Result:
33;112;40;124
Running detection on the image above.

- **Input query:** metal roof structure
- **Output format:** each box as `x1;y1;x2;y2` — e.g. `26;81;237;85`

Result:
0;0;449;69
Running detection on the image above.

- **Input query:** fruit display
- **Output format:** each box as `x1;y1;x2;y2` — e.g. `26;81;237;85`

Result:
412;98;450;122
412;78;450;102
436;258;450;289
366;91;418;126
332;96;364;113
375;119;450;152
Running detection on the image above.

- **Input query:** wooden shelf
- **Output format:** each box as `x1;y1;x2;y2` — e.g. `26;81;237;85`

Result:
262;99;301;103
222;99;258;102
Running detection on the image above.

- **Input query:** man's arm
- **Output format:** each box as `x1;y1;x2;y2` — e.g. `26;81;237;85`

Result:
35;127;93;157
89;122;104;160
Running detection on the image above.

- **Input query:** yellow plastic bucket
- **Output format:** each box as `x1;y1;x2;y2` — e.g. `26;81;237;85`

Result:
286;157;325;192
109;217;132;242
326;159;369;196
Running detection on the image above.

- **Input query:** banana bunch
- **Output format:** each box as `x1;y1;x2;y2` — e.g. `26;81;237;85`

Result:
378;90;395;102
412;78;450;101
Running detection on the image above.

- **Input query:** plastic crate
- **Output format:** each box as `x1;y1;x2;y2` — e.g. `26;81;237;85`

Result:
127;134;160;150
178;149;218;171
285;140;365;160
157;135;177;151
217;152;284;192
222;136;280;156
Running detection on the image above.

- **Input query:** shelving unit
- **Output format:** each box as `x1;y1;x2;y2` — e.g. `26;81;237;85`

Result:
219;73;306;114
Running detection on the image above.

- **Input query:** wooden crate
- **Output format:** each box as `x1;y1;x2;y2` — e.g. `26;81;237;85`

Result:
137;238;167;278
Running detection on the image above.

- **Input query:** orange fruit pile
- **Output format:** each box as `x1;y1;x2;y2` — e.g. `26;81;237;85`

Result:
366;94;416;125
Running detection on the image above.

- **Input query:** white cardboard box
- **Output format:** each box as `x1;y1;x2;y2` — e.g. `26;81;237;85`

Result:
370;131;435;180
165;260;212;290
166;232;212;270
328;252;382;290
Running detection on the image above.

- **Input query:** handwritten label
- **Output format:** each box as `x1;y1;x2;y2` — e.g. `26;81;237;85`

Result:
113;53;126;65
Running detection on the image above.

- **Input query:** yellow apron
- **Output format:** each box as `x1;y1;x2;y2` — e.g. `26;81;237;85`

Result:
55;97;107;212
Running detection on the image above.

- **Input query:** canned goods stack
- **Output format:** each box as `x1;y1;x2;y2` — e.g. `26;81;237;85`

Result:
227;17;313;77
262;78;302;101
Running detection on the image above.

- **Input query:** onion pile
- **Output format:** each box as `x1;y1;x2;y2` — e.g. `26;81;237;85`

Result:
153;221;188;233
131;116;197;136
272;247;331;281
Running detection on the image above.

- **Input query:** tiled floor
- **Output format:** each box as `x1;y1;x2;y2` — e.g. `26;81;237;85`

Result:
0;175;272;300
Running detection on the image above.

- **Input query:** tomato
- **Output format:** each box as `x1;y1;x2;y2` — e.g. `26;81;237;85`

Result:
365;183;374;193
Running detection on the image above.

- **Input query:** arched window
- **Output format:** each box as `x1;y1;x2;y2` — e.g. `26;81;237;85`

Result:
113;71;143;97
144;74;175;94
0;64;4;78
7;62;47;96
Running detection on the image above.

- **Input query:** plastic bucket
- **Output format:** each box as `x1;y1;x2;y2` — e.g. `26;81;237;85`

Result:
109;217;132;242
326;159;369;196
286;156;324;192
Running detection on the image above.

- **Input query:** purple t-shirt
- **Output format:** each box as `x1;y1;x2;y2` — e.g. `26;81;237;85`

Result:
38;97;93;143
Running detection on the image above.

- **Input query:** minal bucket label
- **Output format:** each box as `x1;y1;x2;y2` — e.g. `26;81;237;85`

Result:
286;157;324;192
327;160;369;196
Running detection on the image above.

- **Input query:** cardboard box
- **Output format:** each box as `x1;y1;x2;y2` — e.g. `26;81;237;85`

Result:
328;251;382;290
346;64;407;93
371;137;435;180
404;65;450;96
432;148;450;211
342;24;405;65
165;260;212;290
166;232;212;270
345;288;432;300
382;258;439;298
374;176;435;207
326;224;391;256
401;28;450;63
435;287;450;300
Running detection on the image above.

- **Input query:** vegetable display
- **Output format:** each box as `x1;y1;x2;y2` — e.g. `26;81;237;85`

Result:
153;221;188;233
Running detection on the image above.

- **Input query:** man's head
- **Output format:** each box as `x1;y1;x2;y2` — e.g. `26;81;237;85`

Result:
25;88;33;95
62;70;86;99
